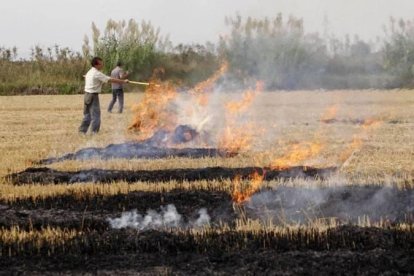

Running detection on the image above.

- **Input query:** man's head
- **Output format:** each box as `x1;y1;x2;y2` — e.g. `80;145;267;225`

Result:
91;57;104;70
116;61;123;67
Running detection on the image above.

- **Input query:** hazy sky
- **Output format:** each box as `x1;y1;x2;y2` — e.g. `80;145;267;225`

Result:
1;0;414;57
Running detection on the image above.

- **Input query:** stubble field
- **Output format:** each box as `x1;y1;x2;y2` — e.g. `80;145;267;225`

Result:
0;90;414;274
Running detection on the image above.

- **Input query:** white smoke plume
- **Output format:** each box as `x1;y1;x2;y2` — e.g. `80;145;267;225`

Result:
107;204;210;230
244;182;413;226
193;208;211;227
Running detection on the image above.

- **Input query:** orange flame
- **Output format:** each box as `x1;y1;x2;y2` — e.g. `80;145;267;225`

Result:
190;62;228;94
225;81;263;114
190;62;228;108
128;78;178;139
218;125;254;154
129;63;229;140
271;141;323;170
225;91;257;114
232;170;265;203
218;81;264;153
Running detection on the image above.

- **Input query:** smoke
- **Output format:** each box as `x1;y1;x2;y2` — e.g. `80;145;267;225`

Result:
174;92;229;145
107;204;210;230
170;78;265;152
193;208;211;227
245;182;414;225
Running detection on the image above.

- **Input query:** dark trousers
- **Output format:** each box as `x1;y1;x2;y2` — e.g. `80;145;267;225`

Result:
79;93;101;134
108;88;124;113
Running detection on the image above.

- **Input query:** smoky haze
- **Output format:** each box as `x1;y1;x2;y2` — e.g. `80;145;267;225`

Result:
1;0;414;57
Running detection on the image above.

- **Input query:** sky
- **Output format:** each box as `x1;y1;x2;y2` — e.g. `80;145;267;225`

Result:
1;0;414;58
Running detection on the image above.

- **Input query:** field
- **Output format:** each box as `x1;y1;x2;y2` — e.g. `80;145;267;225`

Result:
1;90;414;274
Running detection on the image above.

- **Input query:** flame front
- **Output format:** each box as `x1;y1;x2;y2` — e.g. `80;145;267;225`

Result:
225;91;257;114
129;63;228;141
191;62;228;108
218;81;264;153
128;80;178;140
271;141;323;170
232;171;265;203
218;125;254;154
190;62;228;94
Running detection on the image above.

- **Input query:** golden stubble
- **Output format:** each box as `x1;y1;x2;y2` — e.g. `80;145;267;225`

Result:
1;90;414;196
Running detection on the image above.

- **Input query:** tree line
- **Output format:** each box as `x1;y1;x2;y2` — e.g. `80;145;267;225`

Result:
1;15;414;95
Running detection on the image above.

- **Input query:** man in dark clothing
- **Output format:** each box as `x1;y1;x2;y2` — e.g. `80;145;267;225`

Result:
79;57;128;134
108;61;129;113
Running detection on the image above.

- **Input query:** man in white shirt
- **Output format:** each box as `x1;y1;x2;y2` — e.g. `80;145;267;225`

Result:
79;57;129;134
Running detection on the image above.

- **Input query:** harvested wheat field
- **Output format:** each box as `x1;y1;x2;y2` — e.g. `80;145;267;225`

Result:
1;88;414;275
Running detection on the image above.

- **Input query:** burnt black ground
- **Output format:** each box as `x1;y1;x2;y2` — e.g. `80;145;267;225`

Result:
1;196;413;274
2;186;413;231
1;249;414;275
1;227;414;275
245;186;414;225
8;166;336;184
0;189;235;231
38;145;232;165
2;162;414;274
37;125;233;165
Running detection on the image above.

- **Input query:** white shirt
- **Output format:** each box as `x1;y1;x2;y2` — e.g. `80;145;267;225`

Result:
84;67;111;93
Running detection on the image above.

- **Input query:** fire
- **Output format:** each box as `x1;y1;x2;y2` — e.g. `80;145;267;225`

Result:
189;61;228;112
218;125;254;154
232;170;265;203
129;62;229;141
128;80;178;140
225;81;263;114
225;91;256;114
190;62;228;94
218;81;264;153
271;141;323;170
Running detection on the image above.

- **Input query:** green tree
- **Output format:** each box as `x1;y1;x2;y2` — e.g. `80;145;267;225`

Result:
383;17;414;87
158;43;220;87
83;19;171;80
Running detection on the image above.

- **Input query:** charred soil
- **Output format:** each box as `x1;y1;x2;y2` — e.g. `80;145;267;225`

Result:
1;183;414;274
2;156;414;274
9;166;336;185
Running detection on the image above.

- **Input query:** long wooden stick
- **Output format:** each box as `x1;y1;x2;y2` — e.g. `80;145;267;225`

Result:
128;81;150;85
128;81;162;86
